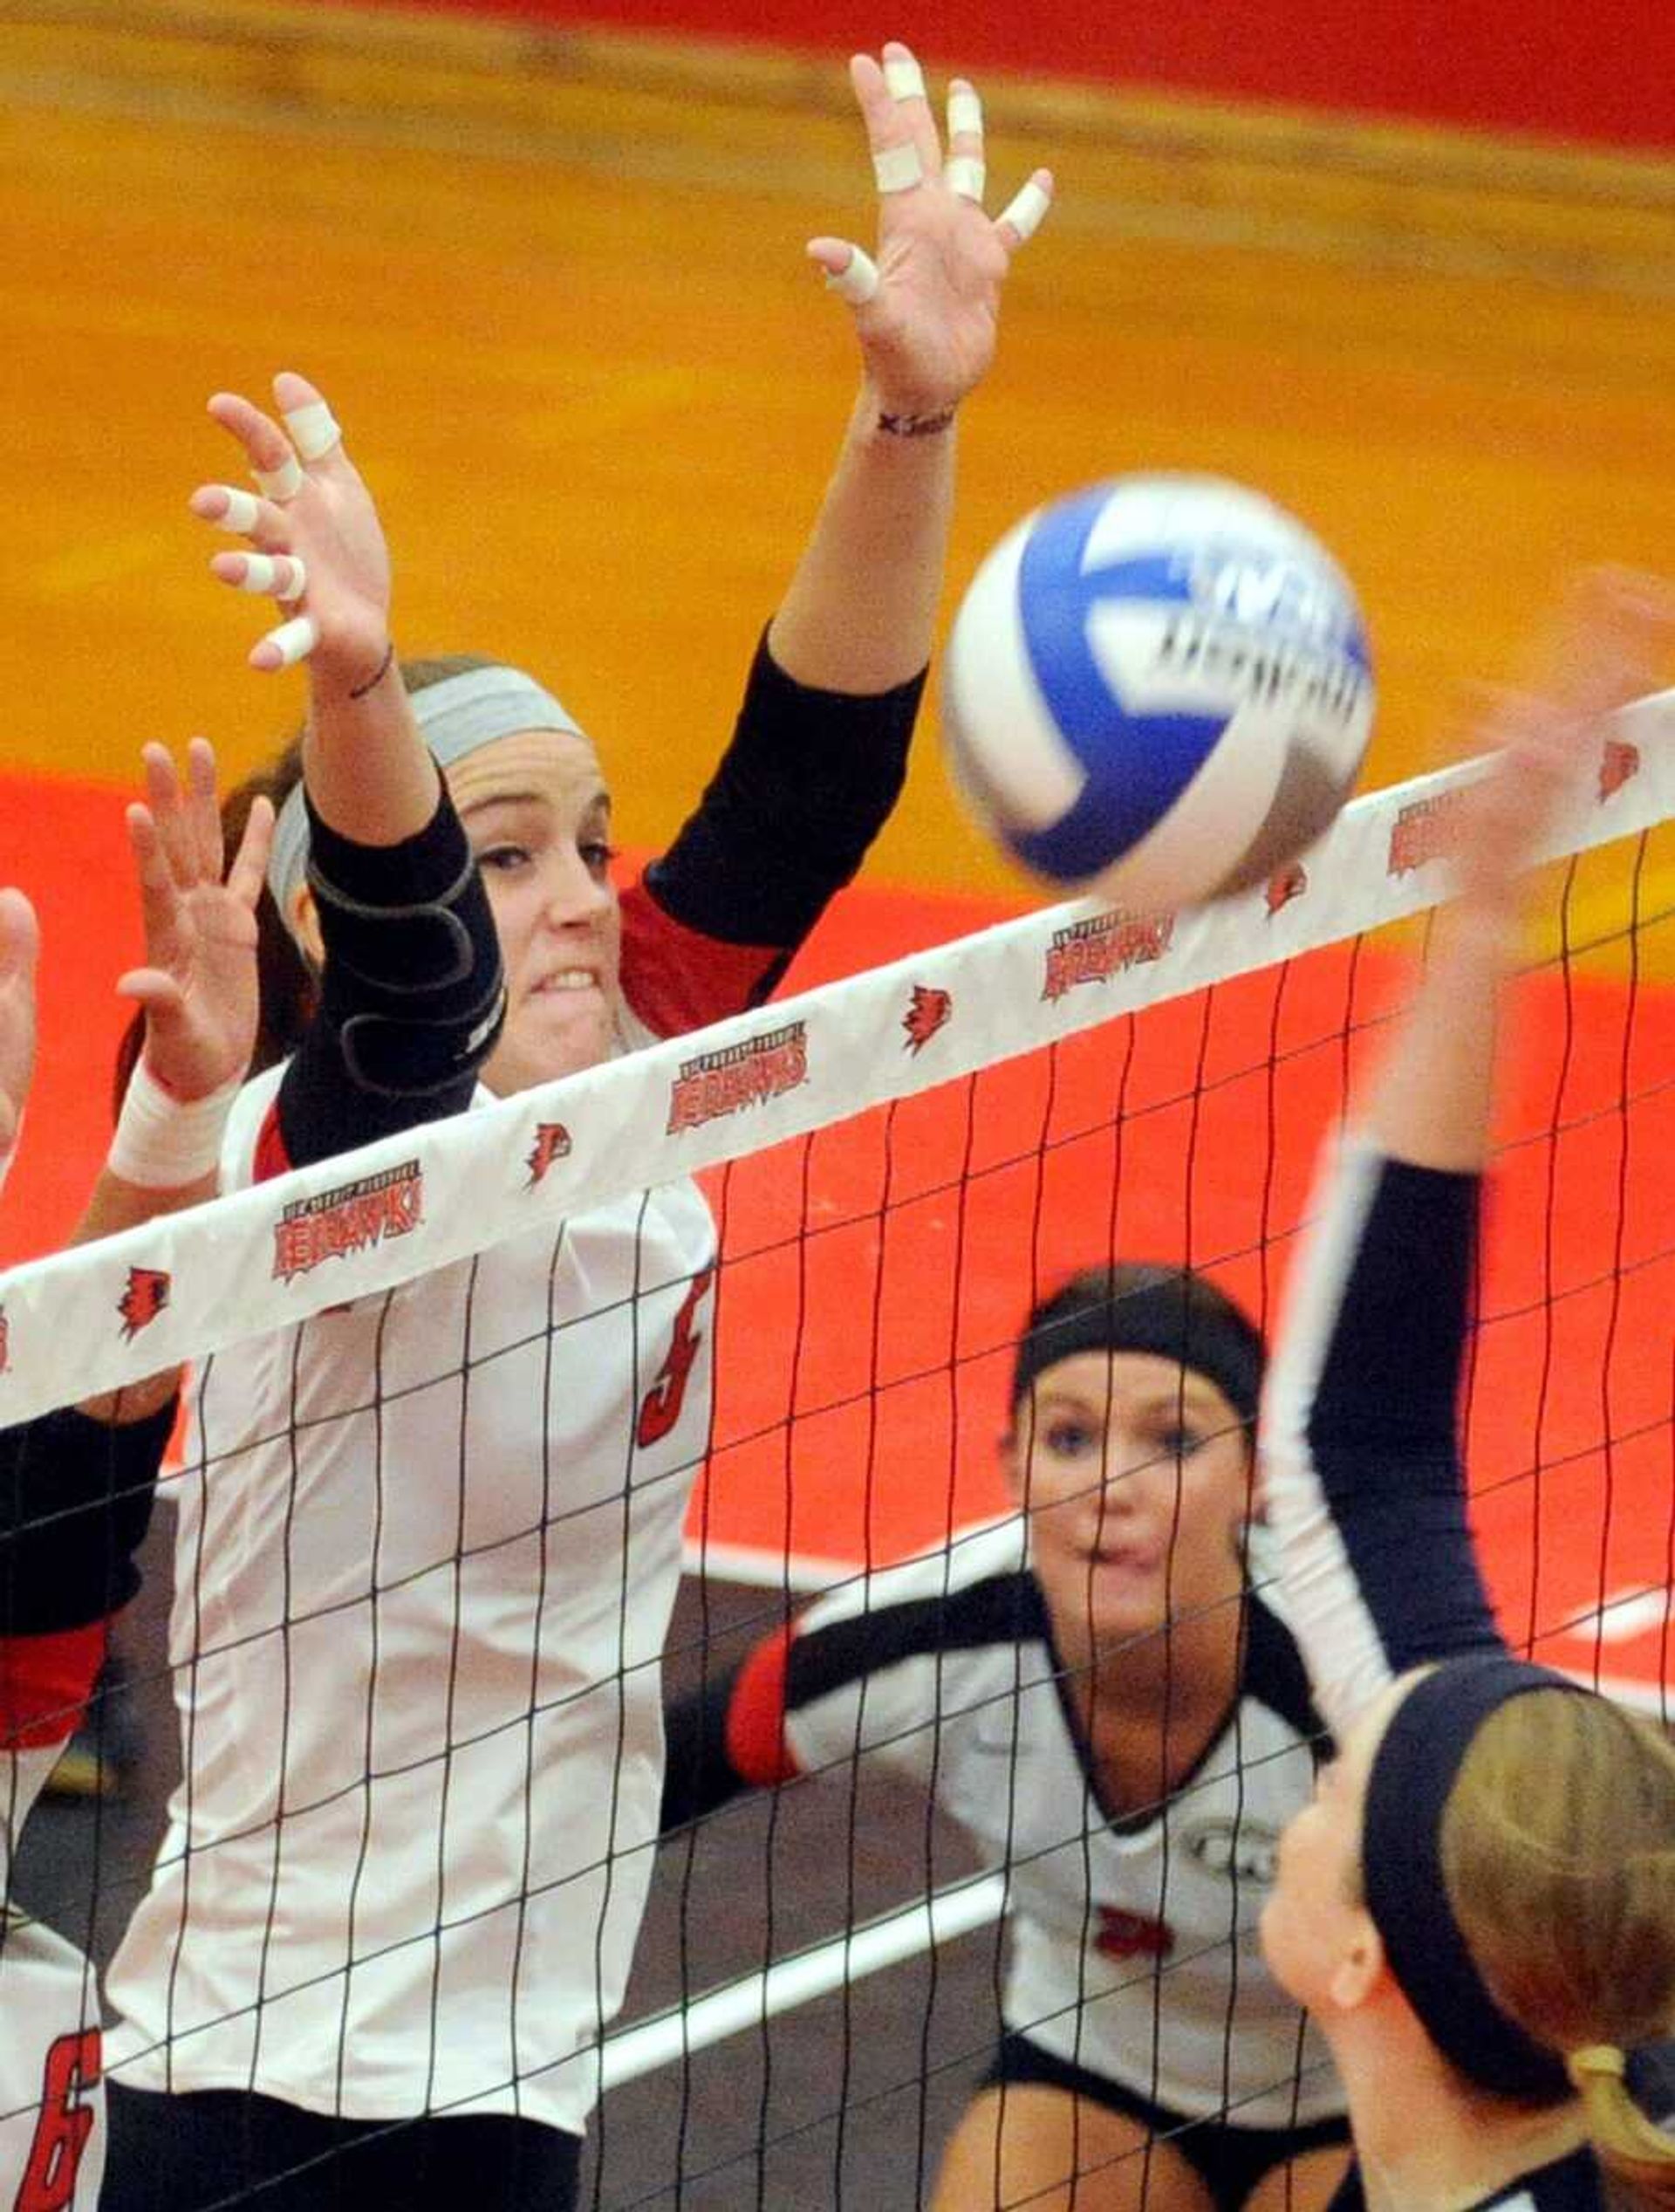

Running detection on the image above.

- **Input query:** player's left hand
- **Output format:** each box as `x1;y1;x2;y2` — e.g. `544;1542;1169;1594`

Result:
117;738;276;1102
812;39;1054;422
0;886;40;1167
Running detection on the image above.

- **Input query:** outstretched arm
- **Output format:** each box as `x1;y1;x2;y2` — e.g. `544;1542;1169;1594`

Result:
73;736;274;1418
0;887;38;1191
1261;576;1674;1735
189;374;504;1165
769;41;1051;695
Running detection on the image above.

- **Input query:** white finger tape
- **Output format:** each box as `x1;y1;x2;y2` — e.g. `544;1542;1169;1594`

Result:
872;142;924;195
883;55;926;100
262;613;319;668
283;401;342;462
824;245;881;307
998;178;1051;244
947;87;983;140
944;155;987;202
211;486;262;535
236;553;305;599
255;453;304;503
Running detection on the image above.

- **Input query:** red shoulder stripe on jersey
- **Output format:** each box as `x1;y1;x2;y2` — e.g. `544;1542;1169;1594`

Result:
0;1621;107;1749
620;878;783;1041
252;1095;291;1186
726;1624;802;1790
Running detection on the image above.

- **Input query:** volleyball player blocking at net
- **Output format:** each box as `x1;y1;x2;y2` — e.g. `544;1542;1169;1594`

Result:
1260;573;1675;2211
96;43;1052;2210
1;749;272;2210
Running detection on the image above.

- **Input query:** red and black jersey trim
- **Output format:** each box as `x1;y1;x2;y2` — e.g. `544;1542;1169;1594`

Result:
784;1570;1049;1710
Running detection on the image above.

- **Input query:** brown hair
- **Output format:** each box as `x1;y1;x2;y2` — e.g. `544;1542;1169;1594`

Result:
1442;1690;1675;2208
112;655;501;1112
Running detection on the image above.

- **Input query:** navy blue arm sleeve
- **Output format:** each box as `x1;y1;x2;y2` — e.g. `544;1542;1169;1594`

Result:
1304;1156;1505;1672
645;632;922;972
0;1398;177;1634
277;787;505;1170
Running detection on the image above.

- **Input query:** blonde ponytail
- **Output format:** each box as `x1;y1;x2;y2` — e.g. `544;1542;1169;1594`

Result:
1568;2046;1675;2209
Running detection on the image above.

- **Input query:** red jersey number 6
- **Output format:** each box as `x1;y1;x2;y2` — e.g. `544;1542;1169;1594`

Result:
16;2029;100;2212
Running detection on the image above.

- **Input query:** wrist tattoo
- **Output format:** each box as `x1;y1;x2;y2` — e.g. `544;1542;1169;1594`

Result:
347;641;396;701
878;406;957;440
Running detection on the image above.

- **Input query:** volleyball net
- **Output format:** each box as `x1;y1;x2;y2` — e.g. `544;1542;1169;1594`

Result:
3;694;1674;2207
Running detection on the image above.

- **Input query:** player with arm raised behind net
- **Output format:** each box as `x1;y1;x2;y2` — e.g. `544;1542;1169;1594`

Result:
2;747;271;2212
99;42;1052;2212
1259;573;1675;2212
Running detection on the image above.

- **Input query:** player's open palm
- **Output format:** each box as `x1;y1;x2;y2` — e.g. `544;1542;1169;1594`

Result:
190;371;391;691
118;739;275;1103
812;40;1053;421
0;887;40;1163
1459;569;1675;914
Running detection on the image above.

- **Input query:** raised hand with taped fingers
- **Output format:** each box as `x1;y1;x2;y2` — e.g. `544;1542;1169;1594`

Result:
813;38;1053;430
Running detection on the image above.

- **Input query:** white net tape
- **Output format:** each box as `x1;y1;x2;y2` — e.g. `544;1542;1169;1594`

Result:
2;692;1670;1427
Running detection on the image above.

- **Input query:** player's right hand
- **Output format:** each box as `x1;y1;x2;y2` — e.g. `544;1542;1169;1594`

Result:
117;739;275;1102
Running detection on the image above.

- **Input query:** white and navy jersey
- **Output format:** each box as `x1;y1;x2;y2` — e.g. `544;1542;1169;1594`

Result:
2;1400;175;2212
669;1516;1342;2129
1267;1143;1615;2212
106;640;924;2136
1261;1140;1506;1741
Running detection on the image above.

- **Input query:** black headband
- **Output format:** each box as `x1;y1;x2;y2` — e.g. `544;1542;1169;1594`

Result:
1010;1274;1263;1431
1362;1654;1588;2101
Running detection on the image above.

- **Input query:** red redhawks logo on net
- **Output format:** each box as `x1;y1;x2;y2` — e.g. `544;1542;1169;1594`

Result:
1042;912;1174;1003
118;1267;171;1340
667;1022;808;1134
901;985;952;1054
272;1161;424;1282
1387;787;1471;877
1599;737;1640;801
1265;861;1308;916
525;1122;573;1188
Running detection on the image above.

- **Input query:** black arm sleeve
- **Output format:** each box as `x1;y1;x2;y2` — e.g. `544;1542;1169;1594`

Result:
660;1664;755;1832
646;633;923;960
0;1398;177;1635
1306;1157;1504;1672
277;787;505;1170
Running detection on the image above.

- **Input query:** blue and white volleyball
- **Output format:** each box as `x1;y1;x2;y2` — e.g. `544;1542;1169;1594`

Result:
943;475;1374;911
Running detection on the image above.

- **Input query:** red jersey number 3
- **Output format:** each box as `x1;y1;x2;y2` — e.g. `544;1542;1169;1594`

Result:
16;2029;100;2212
636;1267;715;1449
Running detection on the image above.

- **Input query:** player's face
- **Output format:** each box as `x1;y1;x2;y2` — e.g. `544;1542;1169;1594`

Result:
448;729;623;1096
1259;1673;1414;2014
1008;1351;1251;1654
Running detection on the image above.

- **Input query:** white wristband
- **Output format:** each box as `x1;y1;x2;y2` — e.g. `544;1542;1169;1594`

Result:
108;1062;239;1188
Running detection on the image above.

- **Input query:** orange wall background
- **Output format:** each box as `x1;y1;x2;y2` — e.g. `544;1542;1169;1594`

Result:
377;0;1675;150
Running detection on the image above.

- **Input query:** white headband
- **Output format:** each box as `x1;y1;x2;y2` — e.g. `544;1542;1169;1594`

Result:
266;664;585;938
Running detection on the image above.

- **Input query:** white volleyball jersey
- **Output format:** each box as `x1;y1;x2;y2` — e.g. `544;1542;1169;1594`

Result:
105;1064;717;2135
781;1517;1342;2127
2;1746;105;2212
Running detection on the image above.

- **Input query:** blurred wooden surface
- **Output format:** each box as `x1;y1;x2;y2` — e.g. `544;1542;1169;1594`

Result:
1;0;1672;903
